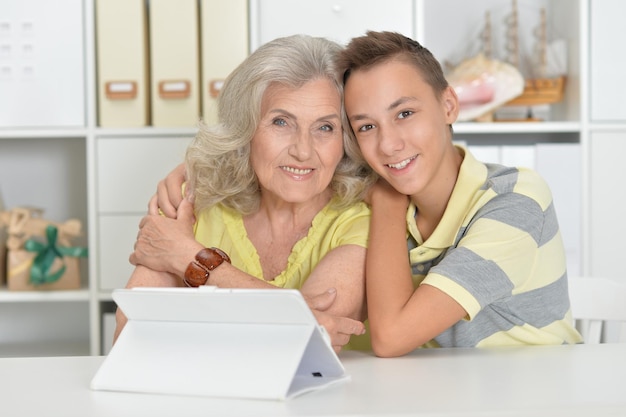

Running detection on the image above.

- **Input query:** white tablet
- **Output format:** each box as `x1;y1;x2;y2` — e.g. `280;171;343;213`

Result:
91;286;348;400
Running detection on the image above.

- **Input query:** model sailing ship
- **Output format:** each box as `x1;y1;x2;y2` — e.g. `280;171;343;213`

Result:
447;0;567;122
503;2;566;112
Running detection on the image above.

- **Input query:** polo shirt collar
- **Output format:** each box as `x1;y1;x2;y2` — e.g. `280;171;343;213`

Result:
406;145;488;249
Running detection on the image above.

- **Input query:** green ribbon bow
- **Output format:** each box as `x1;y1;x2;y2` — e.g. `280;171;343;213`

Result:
24;225;89;285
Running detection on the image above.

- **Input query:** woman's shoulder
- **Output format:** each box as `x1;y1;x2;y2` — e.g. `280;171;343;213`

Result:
195;203;243;229
324;197;371;221
310;198;370;244
298;200;370;248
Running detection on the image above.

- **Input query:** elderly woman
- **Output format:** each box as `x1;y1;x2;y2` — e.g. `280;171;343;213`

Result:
115;35;375;352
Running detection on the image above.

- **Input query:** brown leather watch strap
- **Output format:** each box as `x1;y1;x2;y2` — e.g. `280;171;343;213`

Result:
183;247;231;287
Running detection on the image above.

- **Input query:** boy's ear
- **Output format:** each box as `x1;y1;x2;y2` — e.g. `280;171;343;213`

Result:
441;86;459;123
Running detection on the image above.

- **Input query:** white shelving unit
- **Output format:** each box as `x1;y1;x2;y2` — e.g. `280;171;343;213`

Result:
2;0;623;356
0;0;91;357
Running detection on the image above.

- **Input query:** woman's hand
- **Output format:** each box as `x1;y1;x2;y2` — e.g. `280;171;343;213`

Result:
305;288;366;353
130;198;203;277
148;163;187;218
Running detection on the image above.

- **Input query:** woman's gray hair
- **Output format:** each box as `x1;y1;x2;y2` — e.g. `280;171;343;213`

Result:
185;34;375;215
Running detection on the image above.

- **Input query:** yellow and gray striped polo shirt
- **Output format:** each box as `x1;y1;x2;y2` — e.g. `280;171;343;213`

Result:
409;146;582;347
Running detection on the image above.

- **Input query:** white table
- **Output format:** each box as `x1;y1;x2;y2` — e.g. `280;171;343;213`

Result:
2;343;625;417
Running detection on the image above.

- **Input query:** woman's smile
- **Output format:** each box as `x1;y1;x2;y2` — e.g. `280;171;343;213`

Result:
280;165;314;177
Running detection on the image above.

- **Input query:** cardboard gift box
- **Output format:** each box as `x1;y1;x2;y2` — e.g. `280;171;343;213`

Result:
2;208;87;291
0;193;5;286
0;222;5;286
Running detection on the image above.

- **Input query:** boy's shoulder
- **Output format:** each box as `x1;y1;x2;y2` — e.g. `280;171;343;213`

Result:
485;164;553;209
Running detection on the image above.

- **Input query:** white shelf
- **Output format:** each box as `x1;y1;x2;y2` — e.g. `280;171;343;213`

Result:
588;123;626;131
454;121;581;135
0;128;88;140
94;126;198;138
98;291;115;302
0;289;90;303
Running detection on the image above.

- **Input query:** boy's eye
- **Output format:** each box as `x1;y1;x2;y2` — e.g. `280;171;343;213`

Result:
398;110;413;119
358;124;374;132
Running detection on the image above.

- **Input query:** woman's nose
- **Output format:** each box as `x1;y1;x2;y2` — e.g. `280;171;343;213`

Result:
289;130;313;160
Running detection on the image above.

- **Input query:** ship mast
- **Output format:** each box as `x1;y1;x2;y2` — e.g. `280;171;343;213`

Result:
481;11;493;59
504;0;519;69
533;8;548;78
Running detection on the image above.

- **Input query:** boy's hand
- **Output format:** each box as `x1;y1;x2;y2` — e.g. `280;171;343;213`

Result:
305;288;366;353
131;198;202;276
148;163;187;218
364;178;409;209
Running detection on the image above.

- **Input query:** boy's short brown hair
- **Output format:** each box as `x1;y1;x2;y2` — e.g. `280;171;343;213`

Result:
336;30;449;96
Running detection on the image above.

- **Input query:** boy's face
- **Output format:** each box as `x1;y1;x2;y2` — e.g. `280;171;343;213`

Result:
344;59;458;197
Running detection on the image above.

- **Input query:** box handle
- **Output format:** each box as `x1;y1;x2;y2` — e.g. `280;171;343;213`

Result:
105;81;137;100
158;80;191;99
209;79;224;98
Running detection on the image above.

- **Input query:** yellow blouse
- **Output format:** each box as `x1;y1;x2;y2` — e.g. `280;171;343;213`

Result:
193;197;371;288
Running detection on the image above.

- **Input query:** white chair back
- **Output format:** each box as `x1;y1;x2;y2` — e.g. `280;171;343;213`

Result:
568;276;626;343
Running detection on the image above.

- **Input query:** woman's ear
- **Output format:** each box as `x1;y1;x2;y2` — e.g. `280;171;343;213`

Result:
441;86;459;124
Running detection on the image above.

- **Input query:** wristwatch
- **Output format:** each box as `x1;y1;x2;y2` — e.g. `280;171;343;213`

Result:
183;247;231;287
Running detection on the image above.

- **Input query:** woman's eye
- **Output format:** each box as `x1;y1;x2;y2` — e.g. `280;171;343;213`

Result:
358;124;374;132
320;124;334;132
398;110;413;119
273;118;287;127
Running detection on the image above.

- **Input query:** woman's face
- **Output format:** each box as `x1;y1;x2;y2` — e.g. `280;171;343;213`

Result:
250;78;344;205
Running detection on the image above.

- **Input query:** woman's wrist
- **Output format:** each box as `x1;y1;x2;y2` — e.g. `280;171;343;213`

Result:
182;247;231;287
171;242;204;277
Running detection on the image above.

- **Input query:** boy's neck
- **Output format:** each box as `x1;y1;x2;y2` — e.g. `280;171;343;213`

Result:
412;145;463;240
